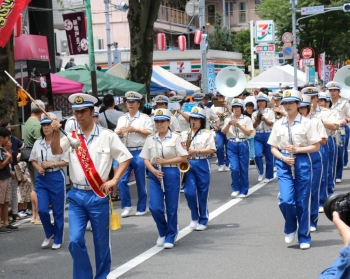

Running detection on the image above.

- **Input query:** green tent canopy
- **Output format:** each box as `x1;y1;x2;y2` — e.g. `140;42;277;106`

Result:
56;65;147;96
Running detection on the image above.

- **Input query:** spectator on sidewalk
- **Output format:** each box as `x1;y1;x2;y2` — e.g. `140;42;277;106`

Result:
64;58;76;70
55;53;63;72
17;162;31;216
98;94;123;130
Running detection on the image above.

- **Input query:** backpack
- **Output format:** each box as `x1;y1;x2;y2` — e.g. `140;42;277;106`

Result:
103;112;116;130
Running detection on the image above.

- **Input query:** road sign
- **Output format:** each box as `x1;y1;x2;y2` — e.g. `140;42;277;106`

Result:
300;5;324;15
301;47;313;59
283;43;292;47
282;32;293;43
282;46;294;57
303;58;315;66
255;44;275;53
185;0;199;16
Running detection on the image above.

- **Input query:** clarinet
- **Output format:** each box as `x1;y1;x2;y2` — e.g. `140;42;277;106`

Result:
153;127;165;192
286;116;295;179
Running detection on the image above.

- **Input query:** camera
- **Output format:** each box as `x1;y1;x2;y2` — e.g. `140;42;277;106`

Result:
324;192;350;227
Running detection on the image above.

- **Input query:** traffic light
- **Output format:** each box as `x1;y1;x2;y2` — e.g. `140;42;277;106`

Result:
343;3;350;12
278;53;285;65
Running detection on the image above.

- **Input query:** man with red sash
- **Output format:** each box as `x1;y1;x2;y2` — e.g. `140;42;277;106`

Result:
51;93;132;279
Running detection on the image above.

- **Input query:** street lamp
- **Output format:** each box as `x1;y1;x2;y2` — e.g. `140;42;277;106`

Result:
104;1;129;69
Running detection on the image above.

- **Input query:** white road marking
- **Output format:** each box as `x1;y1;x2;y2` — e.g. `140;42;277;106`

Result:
107;177;275;279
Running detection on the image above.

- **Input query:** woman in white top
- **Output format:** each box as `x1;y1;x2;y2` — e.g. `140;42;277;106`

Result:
222;99;254;199
29;113;69;250
140;108;188;249
267;89;321;250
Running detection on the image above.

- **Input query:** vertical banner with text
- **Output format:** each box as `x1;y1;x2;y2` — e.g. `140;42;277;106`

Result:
62;11;88;55
317;52;325;81
324;61;335;85
207;63;217;94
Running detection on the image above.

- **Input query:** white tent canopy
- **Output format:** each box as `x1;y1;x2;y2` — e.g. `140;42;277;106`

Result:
246;65;306;88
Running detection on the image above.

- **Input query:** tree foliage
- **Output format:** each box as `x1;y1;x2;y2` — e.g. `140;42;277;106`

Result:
257;0;350;61
233;29;253;69
127;0;161;98
208;12;234;52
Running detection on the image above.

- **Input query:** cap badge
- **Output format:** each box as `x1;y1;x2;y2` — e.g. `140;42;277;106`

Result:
259;93;264;97
129;93;135;98
307;88;313;94
192;108;199;113
74;96;84;104
233;99;238;103
156;110;163;115
173;97;178;101
331;83;335;87
158;96;163;101
284;91;291;97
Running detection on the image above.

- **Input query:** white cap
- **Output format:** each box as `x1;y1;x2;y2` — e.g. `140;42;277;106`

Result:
68;93;98;110
41;112;57;125
326;81;341;90
231;98;244;107
154;108;172;121
125;91;143;101
190;107;206;119
301;87;320;96
281;89;301;103
154;95;169;103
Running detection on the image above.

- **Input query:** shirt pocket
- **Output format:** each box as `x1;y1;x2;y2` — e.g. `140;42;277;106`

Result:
276;130;288;146
293;129;307;146
96;148;111;170
194;139;207;149
163;142;176;158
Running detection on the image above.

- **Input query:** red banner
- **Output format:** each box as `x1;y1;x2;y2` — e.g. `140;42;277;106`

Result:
0;0;31;48
14;34;50;62
317;53;325;80
62;12;88;55
324;61;335;84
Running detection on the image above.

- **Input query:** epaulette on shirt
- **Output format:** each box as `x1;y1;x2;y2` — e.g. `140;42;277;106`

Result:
321;107;329;111
203;129;211;133
173;131;181;136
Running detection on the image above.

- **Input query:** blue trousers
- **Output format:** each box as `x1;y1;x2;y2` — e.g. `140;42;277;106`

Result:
149;167;180;244
215;131;229;166
227;141;249;195
276;153;311;244
67;188;110;279
319;143;329;207
184;159;211;226
344;125;349;167
328;137;337;196
336;133;345;180
254;133;274;179
36;170;66;244
310;151;323;229
118;150;147;211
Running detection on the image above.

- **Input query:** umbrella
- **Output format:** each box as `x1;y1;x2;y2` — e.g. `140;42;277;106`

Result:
50;73;84;94
56;65;147;96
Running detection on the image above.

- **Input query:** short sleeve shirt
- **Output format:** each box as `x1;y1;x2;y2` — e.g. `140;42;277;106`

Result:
29;138;69;166
0;147;11;180
252;108;275;131
223;114;253;139
181;129;216;151
24;117;41;147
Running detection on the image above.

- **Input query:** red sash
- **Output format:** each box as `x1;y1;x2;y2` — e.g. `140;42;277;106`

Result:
72;131;106;198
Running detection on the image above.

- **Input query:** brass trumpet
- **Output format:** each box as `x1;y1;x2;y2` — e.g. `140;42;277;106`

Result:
178;126;191;173
274;104;283;119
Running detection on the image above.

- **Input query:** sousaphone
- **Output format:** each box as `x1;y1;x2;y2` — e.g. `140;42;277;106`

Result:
334;65;350;99
215;66;246;97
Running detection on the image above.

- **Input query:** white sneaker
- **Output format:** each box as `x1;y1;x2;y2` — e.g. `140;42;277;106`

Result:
263;178;272;183
121;207;133;218
273;167;277;172
231;191;240;198
189;220;198;230
284;231;296;244
344;165;348;169
41;235;54;248
156;236;165;247
195;224;207;231
224;165;230;172
310;226;316;232
336;179;342;183
237;194;247;199
51;243;61;250
86;221;92;231
300;243;311;250
164;242;174;249
180;188;184;193
135;211;146;216
258;174;264;182
318;206;324;213
218;165;225;172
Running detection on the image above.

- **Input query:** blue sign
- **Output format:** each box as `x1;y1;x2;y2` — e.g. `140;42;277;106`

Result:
207;63;217;94
282;46;293;56
307;66;316;83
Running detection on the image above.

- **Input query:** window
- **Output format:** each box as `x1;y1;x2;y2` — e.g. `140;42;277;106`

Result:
225;2;234;16
239;2;246;23
207;5;216;25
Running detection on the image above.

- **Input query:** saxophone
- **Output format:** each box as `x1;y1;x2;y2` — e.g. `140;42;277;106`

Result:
178;126;191;173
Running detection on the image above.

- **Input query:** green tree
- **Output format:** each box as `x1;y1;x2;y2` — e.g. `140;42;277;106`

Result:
127;0;161;98
233;29;254;70
208;12;234;52
257;0;350;61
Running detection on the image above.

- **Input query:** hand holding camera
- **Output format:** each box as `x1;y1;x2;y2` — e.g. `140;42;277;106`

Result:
332;211;350;247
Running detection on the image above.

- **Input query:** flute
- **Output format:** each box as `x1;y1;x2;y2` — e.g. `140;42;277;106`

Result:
153;127;165;192
286;116;295;179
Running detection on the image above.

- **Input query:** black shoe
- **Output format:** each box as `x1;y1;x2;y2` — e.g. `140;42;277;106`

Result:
0;226;11;233
250;160;255;165
6;224;18;231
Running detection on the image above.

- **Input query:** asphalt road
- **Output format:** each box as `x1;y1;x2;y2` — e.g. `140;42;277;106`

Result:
0;158;348;279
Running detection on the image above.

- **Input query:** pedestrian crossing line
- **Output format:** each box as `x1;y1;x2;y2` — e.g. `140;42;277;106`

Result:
107;177;275;279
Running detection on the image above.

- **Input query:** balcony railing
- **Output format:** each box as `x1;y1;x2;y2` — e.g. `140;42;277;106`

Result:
157;5;188;26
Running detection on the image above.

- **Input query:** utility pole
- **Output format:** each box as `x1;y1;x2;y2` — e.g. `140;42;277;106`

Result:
291;0;298;89
105;0;112;69
250;20;255;79
222;0;226;27
85;0;98;97
199;0;208;95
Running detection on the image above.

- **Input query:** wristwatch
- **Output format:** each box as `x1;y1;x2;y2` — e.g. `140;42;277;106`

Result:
135;129;139;134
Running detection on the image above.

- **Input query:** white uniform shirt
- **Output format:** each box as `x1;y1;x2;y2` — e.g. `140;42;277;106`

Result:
313;105;339;136
30;138;69;165
64;116;78;133
223;114;253;139
151;115;181;132
176;112;190;131
311;117;328;140
211;105;230;128
330;100;350;135
268;114;322;149
116;111;153;148
60;125;132;185
252;108;275;132
139;130;188;164
181;129;216;153
205;107;220;130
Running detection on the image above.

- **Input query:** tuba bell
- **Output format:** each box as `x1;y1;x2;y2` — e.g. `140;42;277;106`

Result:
334;65;350;99
215;66;247;98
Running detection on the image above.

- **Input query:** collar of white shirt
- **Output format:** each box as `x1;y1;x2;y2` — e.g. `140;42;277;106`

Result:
76;124;100;143
281;113;302;126
156;130;172;141
127;111;141;119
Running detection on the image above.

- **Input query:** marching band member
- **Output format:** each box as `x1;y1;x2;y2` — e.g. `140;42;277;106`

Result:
115;91;153;217
298;93;327;232
268;89;321;250
193;93;220;131
181;107;216;231
272;92;287;117
327;81;350;183
29;112;69;250
153;95;181;132
51;93;132;279
169;96;190;132
252;92;275;182
303;88;339;213
211;92;231;172
222;98;253;198
139;109;188;249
